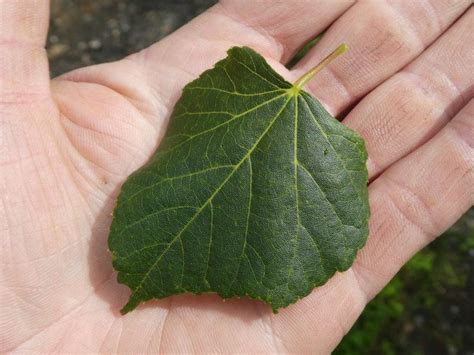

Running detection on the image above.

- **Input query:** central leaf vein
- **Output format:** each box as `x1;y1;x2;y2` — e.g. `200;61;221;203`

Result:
128;97;293;297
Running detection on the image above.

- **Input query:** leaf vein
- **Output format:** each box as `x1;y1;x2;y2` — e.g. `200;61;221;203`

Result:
164;93;287;154
121;165;235;206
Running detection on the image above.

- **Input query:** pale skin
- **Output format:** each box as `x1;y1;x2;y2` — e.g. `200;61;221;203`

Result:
1;0;473;353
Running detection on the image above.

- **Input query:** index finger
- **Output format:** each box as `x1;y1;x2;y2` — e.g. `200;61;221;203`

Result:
126;1;354;108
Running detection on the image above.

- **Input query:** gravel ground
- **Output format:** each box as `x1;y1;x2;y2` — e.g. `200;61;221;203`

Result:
48;0;216;76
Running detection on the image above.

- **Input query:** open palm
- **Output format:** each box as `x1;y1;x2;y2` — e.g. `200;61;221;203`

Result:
2;1;473;353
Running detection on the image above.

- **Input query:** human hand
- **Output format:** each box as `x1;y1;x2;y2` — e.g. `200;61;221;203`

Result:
2;0;472;353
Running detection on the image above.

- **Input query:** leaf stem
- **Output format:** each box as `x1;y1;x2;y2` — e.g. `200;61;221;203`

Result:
293;43;348;90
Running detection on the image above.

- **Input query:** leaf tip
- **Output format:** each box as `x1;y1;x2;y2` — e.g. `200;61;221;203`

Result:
120;294;141;315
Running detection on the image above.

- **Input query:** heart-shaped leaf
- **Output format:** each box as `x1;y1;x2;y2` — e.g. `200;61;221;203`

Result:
109;46;369;314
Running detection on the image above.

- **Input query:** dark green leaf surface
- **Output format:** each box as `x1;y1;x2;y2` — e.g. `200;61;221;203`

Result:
109;47;369;314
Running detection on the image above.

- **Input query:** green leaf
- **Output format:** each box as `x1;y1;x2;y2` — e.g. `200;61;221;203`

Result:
109;46;370;314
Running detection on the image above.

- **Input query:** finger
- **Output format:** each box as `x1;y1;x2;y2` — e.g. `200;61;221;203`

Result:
0;0;50;97
353;99;474;300
217;0;355;63
154;0;353;63
344;8;474;178
291;0;472;115
120;1;354;108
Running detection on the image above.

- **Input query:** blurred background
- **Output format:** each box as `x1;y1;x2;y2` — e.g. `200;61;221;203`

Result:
47;1;474;354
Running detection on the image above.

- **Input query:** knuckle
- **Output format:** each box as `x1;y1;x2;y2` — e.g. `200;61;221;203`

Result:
383;175;441;240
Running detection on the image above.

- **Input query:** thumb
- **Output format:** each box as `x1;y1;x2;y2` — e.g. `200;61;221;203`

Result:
0;0;50;99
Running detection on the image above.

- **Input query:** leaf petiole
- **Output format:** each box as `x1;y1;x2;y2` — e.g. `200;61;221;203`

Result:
293;43;348;90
